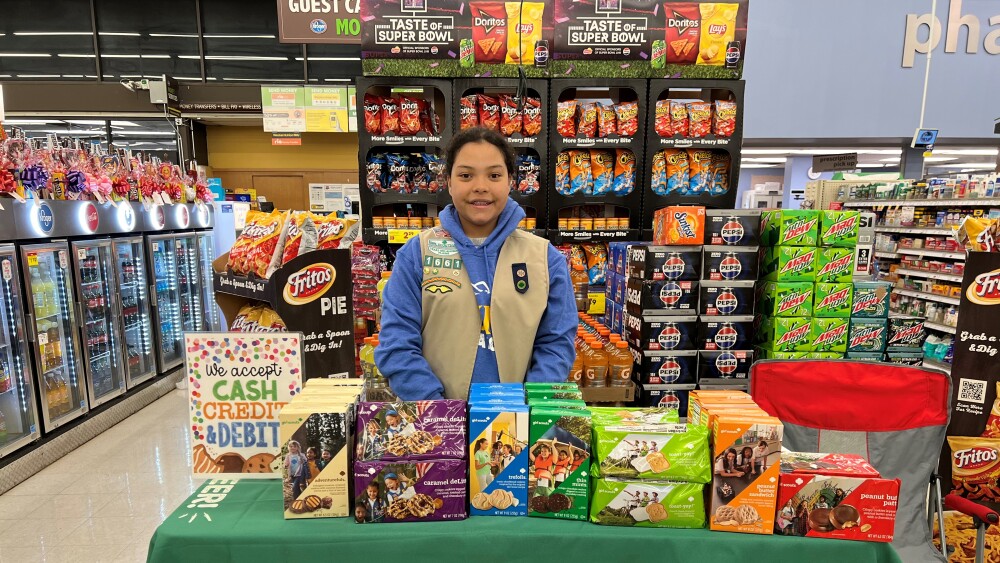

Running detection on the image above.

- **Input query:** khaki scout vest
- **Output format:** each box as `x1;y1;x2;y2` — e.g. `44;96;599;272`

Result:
418;226;549;400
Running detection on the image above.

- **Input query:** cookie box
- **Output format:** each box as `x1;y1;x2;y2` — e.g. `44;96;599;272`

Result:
710;414;784;535
280;404;353;519
589;406;681;427
779;452;880;478
528;408;592;521
353;459;468;523
593;422;710;483
355;400;467;462
590;478;706;528
776;472;899;542
469;405;529;516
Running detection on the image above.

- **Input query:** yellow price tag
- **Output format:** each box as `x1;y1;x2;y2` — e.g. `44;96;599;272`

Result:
388;229;421;244
588;292;606;315
26;254;38;268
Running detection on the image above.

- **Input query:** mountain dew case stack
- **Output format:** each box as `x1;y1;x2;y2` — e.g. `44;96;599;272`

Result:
814;247;855;283
813;283;853;318
761;210;820;247
757;316;812;353
819;211;860;248
756;281;813;318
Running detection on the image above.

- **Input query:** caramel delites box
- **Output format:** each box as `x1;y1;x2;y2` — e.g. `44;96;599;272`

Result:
279;405;352;518
528;408;592;520
355;401;468;462
469;405;529;516
710;415;784;534
353;459;468;523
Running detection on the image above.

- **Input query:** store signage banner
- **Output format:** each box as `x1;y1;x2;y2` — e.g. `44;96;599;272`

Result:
187;332;304;478
551;0;747;78
277;0;362;44
261;86;357;133
359;0;552;77
812;153;858;173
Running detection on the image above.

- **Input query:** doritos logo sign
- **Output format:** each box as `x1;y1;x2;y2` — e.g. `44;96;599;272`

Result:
968;268;1000;305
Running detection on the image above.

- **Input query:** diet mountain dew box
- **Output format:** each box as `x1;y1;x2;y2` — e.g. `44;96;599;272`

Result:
469;405;529;517
593;422;710;483
761;246;818;282
814;247;855;284
756;316;812;352
757;281;814;317
813;283;854;318
820;210;861;248
761;210;820;247
852;282;891;318
810;317;849;353
528;408;591;521
590;479;706;528
847;318;888;353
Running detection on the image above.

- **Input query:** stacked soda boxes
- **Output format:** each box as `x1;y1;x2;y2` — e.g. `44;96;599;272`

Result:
845;281;893;361
626;208;762;416
589;406;710;529
352;398;468;523
688;390;784;535
606;241;645;336
756;210;860;360
279;378;364;519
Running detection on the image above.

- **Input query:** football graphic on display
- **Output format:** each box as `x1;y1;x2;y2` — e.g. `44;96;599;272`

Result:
657;324;682;350
662;253;686;280
715;290;739;315
721;218;745;244
719;253;742;280
715;352;738;375
714;324;738;350
657;357;682;383
660;282;683;307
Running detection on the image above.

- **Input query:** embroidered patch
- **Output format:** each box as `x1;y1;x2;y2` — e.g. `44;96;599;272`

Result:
422;276;462;289
423;255;463;270
428;238;459;256
424;284;455;294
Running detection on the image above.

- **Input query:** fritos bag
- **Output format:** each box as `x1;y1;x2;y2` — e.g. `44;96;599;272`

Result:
258;306;287;331
460;95;479;130
713;100;737;137
569;150;592;195
226;236;250;275
710;152;731;196
687;150;713;195
516;153;540;195
687;102;712;138
380;97;400;135
697;3;738;66
664;149;690;195
583;243;608;284
398;96;422;136
612;149;636;196
227;210;272;275
244;210;286;279
230;304;264;332
651;150;668;196
557;101;578;138
363;94;382;134
366;153;387;193
478;94;501;131
315;216;355;250
282;213;317;264
505;2;544;65
670;101;689;138
655;99;673;137
555;151;571;195
578;103;598;139
499;94;522;137
615;102;639;136
598;104;617;138
522;96;542;136
591;149;614;196
471;2;508;63
949;435;1000;503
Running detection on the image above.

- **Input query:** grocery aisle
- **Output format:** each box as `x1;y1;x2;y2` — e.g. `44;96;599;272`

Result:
0;390;196;563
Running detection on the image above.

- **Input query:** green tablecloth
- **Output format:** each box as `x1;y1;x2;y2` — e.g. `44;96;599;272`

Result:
148;480;903;563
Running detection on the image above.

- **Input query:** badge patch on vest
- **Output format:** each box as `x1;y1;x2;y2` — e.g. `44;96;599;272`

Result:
512;263;529;294
423;255;463;271
422;276;460;294
428;238;459;256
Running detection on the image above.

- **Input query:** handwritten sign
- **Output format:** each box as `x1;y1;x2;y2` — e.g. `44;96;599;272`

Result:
187;332;304;478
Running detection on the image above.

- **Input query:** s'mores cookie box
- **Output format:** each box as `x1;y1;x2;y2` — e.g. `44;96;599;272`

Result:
355;400;467;462
353;459;468;523
710;414;783;534
469;404;529;516
593;422;710;483
589;478;705;528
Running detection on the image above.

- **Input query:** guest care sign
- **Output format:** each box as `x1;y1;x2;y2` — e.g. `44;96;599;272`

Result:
187;333;304;478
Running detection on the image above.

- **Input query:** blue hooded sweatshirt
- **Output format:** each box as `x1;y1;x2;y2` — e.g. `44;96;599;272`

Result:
376;198;577;400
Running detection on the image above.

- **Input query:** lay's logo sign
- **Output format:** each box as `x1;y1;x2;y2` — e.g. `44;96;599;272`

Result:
968;268;1000;306
283;263;335;305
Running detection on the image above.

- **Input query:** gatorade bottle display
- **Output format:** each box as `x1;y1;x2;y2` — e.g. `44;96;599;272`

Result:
359;337;374;379
569;349;584;385
572;264;589;312
377;272;391;305
584;340;609;388
609;341;633;387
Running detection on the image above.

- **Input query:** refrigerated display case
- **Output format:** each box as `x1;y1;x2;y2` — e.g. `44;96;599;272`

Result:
71;240;127;407
0;244;41;458
21;243;87;431
113;237;157;388
197;232;222;331
148;235;183;373
174;234;204;333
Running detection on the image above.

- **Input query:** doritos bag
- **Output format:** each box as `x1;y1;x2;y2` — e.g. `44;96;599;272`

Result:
366;153;387;193
664;149;690;195
398;96;422;136
710;152;731;196
687;149;714;195
522;96;542;137
598;104;617;138
460;95;479;130
651;151;668;196
569;150;592;195
557;101;578;138
499;94;522;137
713;100;737;137
478;94;501;131
687;102;712;138
417;99;437;135
591;150;614;196
697;3;738;66
555;151;571;195
665;2;701;64
380;97;400;135
408;153;429;192
425;153;445;193
583;243;608;285
386;153;411;193
670;101;688;138
516;154;540;195
505;2;544;65
578;103;598;139
471;2;508;63
615;102;639;136
363;94;382;134
612;150;636;196
654;99;673;137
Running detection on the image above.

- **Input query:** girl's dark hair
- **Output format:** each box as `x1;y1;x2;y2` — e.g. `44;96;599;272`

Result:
476;438;488;450
444;126;516;177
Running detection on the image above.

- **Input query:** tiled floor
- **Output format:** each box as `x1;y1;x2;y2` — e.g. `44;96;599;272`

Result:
0;389;198;563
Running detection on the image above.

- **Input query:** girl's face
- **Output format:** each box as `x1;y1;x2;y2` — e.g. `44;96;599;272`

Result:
448;141;511;238
307;450;316;460
574;452;582;460
289;443;300;453
367;486;379;499
322;451;332;461
386;478;398;489
368;422;379;434
558;451;568;460
479;441;488;451
726;452;735;461
387;414;400;426
540;446;551;457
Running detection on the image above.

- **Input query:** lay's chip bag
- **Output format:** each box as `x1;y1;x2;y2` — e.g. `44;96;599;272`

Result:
687;150;714;195
506;2;544;65
664;149;690;195
613;150;636;196
569;150;593;195
591;150;615;196
697;3;738;66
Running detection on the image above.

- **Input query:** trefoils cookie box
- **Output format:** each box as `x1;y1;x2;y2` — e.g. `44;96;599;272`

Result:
699;350;754;383
469;404;529;516
625;278;699;315
699;316;754;351
353;458;468;523
703;246;759;282
624;313;697;351
626;245;701;281
528;407;592;521
355;400;468;462
706;209;761;246
590;478;706;528
700;281;755;316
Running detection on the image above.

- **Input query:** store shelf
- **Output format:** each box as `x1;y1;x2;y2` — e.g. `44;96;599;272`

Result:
213;272;271;301
894;269;964;283
894;288;961;306
650;136;736;149
896;248;965;260
875;251;898;259
550;229;640;244
923;358;952;374
874;226;955;235
924;321;957;335
844;198;1000;208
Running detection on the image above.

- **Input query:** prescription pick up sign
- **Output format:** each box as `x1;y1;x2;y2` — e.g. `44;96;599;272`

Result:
187;332;304;478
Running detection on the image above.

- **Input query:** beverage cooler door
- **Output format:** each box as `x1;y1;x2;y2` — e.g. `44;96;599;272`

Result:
148;235;183;373
197;233;222;331
112;237;156;388
21;243;87;432
0;245;40;458
72;240;126;407
174;235;203;333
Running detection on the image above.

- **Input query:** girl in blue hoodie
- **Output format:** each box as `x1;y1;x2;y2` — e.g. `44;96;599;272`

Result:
377;127;577;400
